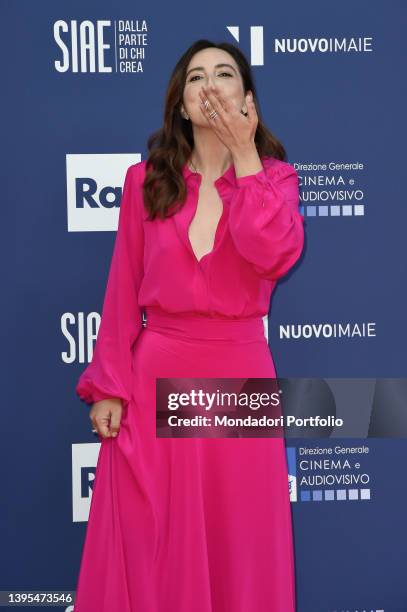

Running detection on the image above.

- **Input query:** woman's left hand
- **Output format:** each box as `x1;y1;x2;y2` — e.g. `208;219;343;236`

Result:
198;85;258;155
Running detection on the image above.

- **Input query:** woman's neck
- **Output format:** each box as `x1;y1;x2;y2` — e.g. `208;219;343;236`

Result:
189;129;233;180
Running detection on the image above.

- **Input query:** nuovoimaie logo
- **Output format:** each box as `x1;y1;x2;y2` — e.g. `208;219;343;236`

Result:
286;445;372;503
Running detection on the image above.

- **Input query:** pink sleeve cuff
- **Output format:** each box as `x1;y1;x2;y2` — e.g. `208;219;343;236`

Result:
235;167;270;188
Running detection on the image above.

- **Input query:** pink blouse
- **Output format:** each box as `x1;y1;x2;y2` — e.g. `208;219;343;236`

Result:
76;155;305;407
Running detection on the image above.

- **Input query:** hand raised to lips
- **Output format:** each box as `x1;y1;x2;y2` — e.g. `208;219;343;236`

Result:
198;85;258;155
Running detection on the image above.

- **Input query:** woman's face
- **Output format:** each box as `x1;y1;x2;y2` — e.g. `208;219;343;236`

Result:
182;47;248;126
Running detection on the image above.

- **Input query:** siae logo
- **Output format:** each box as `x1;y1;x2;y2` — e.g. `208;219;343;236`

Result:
54;20;113;73
54;19;147;73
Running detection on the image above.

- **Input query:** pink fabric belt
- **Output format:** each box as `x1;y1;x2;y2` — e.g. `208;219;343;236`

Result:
144;306;266;343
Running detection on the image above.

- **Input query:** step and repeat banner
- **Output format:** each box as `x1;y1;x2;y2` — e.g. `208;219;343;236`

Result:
7;1;406;610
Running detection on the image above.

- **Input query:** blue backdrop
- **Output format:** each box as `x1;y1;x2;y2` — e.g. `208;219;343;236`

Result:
6;1;406;610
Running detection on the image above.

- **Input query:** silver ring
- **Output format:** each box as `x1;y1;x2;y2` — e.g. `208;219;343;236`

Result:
209;110;218;119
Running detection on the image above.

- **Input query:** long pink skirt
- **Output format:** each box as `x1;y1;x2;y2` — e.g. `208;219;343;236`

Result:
74;307;296;611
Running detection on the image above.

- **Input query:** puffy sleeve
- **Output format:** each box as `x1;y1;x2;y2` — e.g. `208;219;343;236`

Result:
75;162;145;407
228;159;304;281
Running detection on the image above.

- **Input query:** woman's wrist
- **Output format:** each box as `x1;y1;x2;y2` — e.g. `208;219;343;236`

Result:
231;144;263;178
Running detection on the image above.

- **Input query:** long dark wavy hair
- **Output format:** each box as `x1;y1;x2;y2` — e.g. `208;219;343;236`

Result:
143;39;287;221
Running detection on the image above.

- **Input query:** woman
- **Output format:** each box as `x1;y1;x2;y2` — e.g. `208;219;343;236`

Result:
75;39;305;612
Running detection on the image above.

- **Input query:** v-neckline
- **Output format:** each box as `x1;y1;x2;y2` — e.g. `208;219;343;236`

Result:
176;155;270;266
186;173;228;265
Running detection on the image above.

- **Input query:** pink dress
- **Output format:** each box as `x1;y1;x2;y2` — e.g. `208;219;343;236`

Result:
75;155;305;612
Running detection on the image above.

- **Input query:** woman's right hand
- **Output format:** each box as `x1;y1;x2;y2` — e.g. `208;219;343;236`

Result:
90;398;123;439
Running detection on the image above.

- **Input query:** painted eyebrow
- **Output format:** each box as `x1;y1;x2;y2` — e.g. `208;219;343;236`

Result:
185;63;237;78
